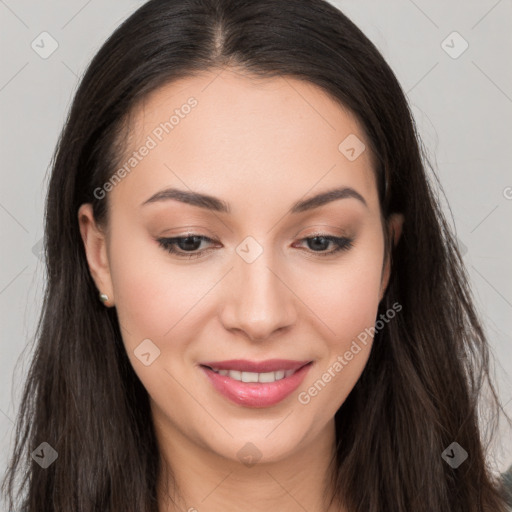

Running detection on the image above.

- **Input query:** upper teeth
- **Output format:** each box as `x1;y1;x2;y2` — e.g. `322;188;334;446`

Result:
211;369;296;383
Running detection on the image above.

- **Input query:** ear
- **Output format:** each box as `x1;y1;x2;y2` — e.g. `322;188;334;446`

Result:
78;203;114;307
379;213;404;301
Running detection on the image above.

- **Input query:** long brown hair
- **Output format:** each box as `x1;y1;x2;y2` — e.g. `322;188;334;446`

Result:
2;0;510;510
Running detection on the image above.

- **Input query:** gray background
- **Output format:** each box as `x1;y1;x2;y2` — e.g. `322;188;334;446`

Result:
1;0;511;503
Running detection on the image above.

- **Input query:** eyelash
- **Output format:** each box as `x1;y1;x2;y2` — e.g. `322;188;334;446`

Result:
156;233;354;260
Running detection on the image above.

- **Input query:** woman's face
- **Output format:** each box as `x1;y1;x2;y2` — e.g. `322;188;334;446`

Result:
79;68;402;466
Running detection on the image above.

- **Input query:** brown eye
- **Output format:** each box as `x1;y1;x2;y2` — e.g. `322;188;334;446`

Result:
157;235;217;259
294;235;354;256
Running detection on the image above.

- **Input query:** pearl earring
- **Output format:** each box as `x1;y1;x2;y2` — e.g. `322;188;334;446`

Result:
99;292;109;304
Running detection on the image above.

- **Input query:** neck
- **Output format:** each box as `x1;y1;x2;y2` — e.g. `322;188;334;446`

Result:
154;414;344;512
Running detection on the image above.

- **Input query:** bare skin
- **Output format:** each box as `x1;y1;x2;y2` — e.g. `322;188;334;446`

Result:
78;67;403;512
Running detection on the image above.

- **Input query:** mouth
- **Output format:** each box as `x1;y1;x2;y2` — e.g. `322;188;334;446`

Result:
199;359;313;408
206;367;297;383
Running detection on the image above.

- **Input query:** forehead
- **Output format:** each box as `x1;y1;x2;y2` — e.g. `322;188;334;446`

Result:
110;68;378;213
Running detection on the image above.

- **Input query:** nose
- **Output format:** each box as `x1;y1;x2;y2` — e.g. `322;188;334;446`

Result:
219;250;297;342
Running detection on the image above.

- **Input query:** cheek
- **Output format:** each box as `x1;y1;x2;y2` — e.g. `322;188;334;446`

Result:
106;219;205;349
109;215;384;345
294;239;384;413
307;265;381;334
298;237;384;341
297;272;379;421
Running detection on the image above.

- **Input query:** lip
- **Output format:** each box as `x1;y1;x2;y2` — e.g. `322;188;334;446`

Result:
199;359;313;408
200;359;311;373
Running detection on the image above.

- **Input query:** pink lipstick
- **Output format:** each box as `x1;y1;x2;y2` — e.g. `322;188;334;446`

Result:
199;359;313;408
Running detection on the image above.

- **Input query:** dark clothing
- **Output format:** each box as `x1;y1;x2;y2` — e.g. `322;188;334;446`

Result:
502;464;512;510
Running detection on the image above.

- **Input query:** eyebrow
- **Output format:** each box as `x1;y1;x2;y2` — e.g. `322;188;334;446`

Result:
140;186;367;213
